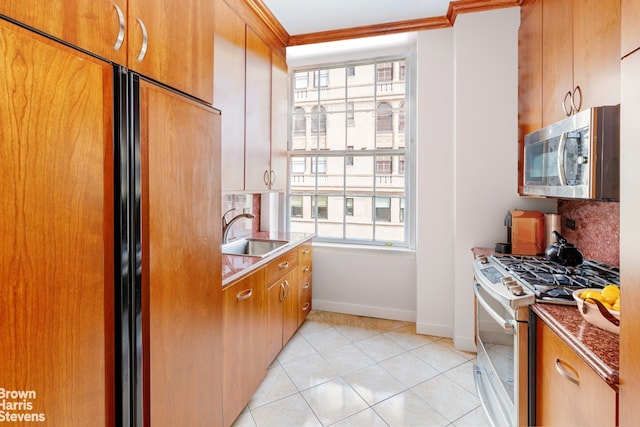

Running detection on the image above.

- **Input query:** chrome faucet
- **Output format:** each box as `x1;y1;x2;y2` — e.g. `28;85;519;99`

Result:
222;208;255;243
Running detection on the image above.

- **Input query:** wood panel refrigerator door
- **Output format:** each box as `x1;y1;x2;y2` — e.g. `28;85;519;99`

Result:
138;79;222;426
0;0;128;65
128;0;214;104
0;19;115;425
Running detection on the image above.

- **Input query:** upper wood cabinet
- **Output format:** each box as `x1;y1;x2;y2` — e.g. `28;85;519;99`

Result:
541;0;620;125
622;0;640;57
0;0;214;104
128;0;214;104
245;26;273;192
270;51;290;192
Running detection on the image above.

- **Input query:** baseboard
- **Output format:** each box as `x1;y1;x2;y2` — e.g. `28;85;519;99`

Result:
312;299;416;322
415;322;452;339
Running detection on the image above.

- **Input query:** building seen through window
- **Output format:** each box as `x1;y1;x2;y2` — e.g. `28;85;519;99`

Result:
289;58;410;246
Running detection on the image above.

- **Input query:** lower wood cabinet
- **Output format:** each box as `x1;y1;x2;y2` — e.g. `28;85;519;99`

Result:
536;318;617;426
222;268;266;427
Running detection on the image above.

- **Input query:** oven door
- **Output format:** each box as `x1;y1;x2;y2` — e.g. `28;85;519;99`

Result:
473;282;527;427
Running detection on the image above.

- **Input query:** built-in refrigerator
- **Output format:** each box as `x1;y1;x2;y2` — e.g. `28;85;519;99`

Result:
0;17;222;426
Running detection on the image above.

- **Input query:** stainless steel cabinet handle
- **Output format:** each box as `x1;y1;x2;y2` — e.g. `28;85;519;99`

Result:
302;248;310;255
303;266;310;273
270;170;275;186
278;261;289;269
302;282;310;290
302;302;310;312
263;170;270;186
236;288;253;301
562;90;573;116
284;280;290;299
113;3;125;51
571;85;582;113
136;18;148;62
555;358;580;385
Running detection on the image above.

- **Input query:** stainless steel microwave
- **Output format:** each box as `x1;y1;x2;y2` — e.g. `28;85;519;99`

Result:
522;105;620;200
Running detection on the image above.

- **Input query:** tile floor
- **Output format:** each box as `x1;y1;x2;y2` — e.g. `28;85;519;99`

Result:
231;310;490;427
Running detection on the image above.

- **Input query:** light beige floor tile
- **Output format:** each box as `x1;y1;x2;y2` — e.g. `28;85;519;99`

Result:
248;365;298;409
281;353;338;391
443;360;478;396
353;334;406;362
333;321;379;343
372;389;449;426
449;406;491;427
250;393;322;427
301;378;368;425
276;333;317;365
298;313;334;336
411;341;471;373
304;327;352;355
322;343;376;376
230;410;256;427
344;364;406;405
359;316;410;332
411;374;481;422
438;338;478;360
383;325;439;350
379;351;440;387
329;408;388;427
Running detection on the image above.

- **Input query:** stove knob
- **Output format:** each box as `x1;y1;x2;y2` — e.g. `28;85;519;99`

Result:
510;285;524;296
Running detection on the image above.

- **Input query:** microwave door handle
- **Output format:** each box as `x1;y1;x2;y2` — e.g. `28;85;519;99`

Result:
557;131;568;186
473;282;515;331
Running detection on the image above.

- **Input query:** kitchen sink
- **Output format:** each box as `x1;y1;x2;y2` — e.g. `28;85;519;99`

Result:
222;238;288;258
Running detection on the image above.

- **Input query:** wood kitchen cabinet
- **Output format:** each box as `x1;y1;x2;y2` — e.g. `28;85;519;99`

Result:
265;249;299;363
0;18;116;425
297;243;313;326
0;0;214;104
222;268;266;427
270;51;290;192
622;0;640;57
536;318;617;427
541;0;620;125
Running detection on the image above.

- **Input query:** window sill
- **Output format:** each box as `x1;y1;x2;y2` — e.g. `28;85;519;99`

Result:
311;241;415;257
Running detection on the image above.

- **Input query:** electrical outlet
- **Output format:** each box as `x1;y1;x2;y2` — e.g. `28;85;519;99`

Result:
565;218;576;230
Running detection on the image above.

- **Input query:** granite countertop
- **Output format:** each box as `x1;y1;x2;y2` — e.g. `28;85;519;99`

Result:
532;303;619;389
222;231;315;286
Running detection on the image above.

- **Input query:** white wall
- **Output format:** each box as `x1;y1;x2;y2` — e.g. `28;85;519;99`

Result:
299;7;556;349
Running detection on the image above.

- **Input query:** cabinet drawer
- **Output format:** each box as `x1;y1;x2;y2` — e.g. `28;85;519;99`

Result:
298;274;312;326
265;249;298;285
536;319;617;426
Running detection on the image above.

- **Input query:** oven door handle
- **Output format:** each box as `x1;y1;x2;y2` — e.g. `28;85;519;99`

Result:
473;282;515;331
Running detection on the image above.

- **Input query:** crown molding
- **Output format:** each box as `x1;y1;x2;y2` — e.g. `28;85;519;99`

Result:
251;0;519;47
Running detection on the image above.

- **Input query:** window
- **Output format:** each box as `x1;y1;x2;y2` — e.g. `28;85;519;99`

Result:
311;196;328;219
346;198;354;216
376;103;393;133
311;105;326;134
399;102;405;133
313;70;329;88
375;197;391;222
293;107;306;135
291;195;303;218
399;61;406;81
288;58;411;246
376;62;393;82
295;72;308;89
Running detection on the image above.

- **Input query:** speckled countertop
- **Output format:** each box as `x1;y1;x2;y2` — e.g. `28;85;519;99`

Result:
532;303;619;389
222;231;315;286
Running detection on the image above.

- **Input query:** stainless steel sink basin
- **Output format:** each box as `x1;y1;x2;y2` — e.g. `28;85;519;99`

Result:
222;238;288;258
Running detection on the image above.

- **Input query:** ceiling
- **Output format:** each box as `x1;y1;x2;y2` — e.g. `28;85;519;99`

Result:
261;0;453;36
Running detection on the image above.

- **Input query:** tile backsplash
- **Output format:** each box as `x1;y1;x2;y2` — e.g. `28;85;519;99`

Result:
558;199;619;266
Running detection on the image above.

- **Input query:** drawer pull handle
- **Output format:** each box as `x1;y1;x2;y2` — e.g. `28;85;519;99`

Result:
555;358;580;386
302;248;310;254
302;302;310;312
302;282;310;289
113;3;125;51
303;266;310;273
236;289;253;301
278;261;289;269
